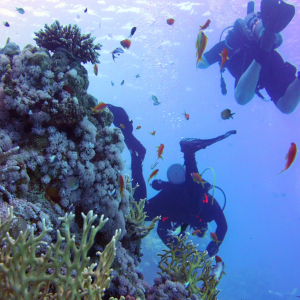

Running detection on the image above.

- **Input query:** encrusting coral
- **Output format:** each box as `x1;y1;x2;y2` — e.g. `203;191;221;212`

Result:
0;207;121;300
34;20;102;64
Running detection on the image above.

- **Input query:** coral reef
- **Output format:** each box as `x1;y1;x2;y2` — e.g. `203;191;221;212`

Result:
0;207;120;300
34;20;102;64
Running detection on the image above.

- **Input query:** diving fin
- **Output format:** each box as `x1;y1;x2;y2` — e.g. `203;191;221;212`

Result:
261;0;295;33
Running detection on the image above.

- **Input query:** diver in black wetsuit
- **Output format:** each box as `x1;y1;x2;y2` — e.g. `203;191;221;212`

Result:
107;104;236;257
199;0;300;114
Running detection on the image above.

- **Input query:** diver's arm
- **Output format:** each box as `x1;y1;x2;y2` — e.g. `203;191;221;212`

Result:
197;54;210;69
234;60;262;105
276;75;300;114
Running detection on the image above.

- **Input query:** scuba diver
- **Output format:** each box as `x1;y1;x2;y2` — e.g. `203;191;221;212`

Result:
198;0;300;114
107;104;236;257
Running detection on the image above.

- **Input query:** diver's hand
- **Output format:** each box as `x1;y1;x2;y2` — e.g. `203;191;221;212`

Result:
207;241;219;257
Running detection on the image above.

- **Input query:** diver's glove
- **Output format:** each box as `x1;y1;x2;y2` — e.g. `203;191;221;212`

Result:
207;241;219;257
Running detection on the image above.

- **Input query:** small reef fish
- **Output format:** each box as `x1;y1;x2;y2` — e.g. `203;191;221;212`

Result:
167;18;175;25
278;142;297;175
192;229;202;236
219;48;229;69
108;189;116;196
136;74;140;78
162;216;169;222
121;80;124;86
129;26;137;38
151;161;159;169
196;31;208;66
3;21;10;27
183;110;189;120
149;130;156;136
136;126;141;130
49;155;60;164
210;232;221;245
83;8;88;13
148;169;159;183
64;176;79;191
152;95;161;106
209;255;225;280
120;39;131;49
63;85;74;96
6;37;10;44
91;102;107;113
119;174;124;197
111;47;124;62
184;281;189;288
120;124;125;129
191;172;206;188
221;109;235;120
111;81;114;86
16;7;25;14
200;19;211;30
167;224;181;236
157;144;164;160
94;63;98;76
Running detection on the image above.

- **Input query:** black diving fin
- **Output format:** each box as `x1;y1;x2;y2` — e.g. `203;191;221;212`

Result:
261;0;295;33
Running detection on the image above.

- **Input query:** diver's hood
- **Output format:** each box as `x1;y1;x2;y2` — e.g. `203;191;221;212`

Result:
167;164;185;185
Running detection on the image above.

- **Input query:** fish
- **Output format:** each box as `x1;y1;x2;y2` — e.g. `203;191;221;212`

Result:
121;80;124;85
6;37;10;44
196;31;208;66
210;232;221;245
83;8;87;13
64;176;79;191
167;224;181;236
16;7;25;14
120;39;131;49
167;18;175;25
151;161;159;169
183;110;189;120
152;95;161;106
136;74;140;78
120;124;125;129
148;169;159;183
111;81;114;86
108;189;116;196
3;21;10;27
136;126;141;130
162;216;169;222
192;229;202;236
93;63;98;76
219;48;229;69
184;281;189;288
129;26;137;38
49;155;60;164
190;172;206;188
63;85;74;96
149;130;156;136
91;102;107;113
119;174;124;197
157;144;164;160
110;47;124;62
209;255;225;280
200;19;211;30
278;143;297;175
221;109;235;120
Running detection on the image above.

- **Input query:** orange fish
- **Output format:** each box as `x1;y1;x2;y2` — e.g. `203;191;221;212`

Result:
63;85;74;96
136;126;141;130
91;102;107;113
157;144;164;160
118;174;124;197
196;31;208;66
120;124;125;129
210;232;221;245
94;63;98;76
191;172;206;188
167;18;175;25
278;143;297;175
192;229;202;236
219;48;229;69
200;19;211;30
148;169;159;183
162;216;169;222
149;130;156;136
183;110;189;120
120;39;131;49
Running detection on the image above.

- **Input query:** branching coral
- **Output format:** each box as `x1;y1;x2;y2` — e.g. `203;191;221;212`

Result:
34;20;102;64
0;207;121;300
158;234;223;299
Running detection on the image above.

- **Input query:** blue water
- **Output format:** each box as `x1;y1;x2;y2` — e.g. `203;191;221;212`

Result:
2;0;300;298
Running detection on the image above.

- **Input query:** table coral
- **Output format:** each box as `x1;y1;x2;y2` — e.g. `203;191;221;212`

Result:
34;20;102;64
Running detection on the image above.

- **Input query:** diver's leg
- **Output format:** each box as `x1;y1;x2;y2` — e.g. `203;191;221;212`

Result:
276;76;300;114
106;104;146;201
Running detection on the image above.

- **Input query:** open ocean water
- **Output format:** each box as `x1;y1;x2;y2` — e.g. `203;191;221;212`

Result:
1;0;300;299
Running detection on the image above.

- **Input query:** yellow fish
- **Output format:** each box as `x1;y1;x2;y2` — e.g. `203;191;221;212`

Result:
196;31;208;66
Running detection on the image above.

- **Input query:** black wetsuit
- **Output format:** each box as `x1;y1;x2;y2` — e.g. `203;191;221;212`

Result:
107;104;228;257
204;34;297;104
